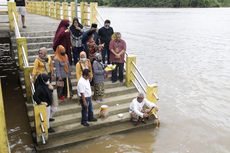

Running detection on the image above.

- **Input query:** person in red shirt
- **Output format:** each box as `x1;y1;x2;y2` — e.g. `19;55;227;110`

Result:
109;32;126;83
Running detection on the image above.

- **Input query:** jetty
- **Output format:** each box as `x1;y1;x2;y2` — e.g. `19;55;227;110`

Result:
0;1;159;152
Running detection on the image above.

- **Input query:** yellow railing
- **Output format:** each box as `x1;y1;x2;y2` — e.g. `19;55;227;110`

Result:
7;2;48;145
0;79;11;153
26;1;98;26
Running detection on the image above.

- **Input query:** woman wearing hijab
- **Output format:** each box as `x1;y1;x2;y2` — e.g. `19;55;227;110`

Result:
32;47;54;81
70;17;84;65
33;73;55;133
93;53;105;102
54;45;72;101
76;51;93;82
53;19;72;65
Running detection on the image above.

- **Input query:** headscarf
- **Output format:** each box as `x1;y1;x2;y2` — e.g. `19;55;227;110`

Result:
54;45;69;73
95;52;102;61
34;73;52;104
70;17;83;37
53;19;70;51
79;51;90;70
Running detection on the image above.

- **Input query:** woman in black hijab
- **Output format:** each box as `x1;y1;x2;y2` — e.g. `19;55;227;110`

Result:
70;17;84;65
33;73;55;133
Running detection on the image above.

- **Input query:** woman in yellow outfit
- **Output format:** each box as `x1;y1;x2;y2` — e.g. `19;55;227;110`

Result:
32;47;54;80
76;51;93;82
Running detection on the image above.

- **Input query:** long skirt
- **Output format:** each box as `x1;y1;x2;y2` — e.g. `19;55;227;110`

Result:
93;82;104;100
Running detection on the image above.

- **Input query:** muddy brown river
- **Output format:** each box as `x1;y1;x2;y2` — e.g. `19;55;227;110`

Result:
3;7;230;153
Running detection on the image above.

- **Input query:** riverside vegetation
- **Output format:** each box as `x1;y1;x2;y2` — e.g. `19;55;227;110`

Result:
79;0;230;7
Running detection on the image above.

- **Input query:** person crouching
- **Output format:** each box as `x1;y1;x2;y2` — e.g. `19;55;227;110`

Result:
129;92;158;125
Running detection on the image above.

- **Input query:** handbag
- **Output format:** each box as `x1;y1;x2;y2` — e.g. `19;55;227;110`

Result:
56;80;64;87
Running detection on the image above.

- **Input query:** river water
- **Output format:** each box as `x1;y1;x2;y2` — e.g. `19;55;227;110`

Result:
61;8;230;153
4;7;230;153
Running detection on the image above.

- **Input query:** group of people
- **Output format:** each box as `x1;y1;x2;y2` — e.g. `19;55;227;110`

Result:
32;18;158;131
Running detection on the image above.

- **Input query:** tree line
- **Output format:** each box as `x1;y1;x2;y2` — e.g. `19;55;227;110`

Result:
79;0;230;7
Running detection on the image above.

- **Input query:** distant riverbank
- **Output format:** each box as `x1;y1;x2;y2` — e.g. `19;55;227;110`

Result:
95;0;230;7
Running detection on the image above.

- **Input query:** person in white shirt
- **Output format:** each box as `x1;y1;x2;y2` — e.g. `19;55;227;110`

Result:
129;92;158;124
77;69;97;126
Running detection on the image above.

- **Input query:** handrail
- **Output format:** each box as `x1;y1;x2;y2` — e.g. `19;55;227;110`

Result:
11;4;35;104
131;61;148;86
12;12;21;38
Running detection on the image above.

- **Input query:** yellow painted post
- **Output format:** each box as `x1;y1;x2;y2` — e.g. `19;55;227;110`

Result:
125;55;136;87
16;37;28;70
55;2;60;19
146;84;159;116
34;104;48;144
70;2;76;20
50;2;55;18
44;1;49;16
23;66;34;103
8;2;17;31
39;2;42;15
62;2;68;20
32;1;36;14
90;2;98;25
0;79;11;153
80;2;88;26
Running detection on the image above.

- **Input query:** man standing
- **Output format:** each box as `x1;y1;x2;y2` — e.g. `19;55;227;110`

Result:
15;0;26;28
109;32;126;83
98;19;114;64
77;69;97;126
129;93;158;125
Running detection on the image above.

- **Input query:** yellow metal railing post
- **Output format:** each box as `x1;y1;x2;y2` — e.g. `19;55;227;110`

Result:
8;2;17;32
80;2;88;26
16;37;28;70
146;84;158;103
50;1;55;18
90;2;98;25
70;2;76;20
62;2;68;20
55;2;60;20
23;66;34;103
44;1;49;16
146;84;159;115
32;1;36;14
34;104;48;144
0;79;11;153
125;55;136;87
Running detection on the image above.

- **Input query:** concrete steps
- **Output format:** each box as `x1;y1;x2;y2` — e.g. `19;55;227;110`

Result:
36;113;157;153
26;89;138;122
12;29;158;152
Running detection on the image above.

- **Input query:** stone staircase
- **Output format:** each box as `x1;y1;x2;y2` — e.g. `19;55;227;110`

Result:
11;31;157;152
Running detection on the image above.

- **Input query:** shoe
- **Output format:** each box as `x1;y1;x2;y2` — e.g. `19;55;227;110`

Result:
81;122;89;126
132;121;139;126
59;96;65;101
48;127;55;133
22;25;26;28
112;80;117;83
49;118;55;122
88;118;97;122
95;100;100;103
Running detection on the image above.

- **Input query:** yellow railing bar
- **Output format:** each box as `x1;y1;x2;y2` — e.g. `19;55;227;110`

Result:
0;79;11;153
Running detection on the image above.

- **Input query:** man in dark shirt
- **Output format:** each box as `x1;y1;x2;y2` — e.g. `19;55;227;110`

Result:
98;20;114;64
15;0;26;28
